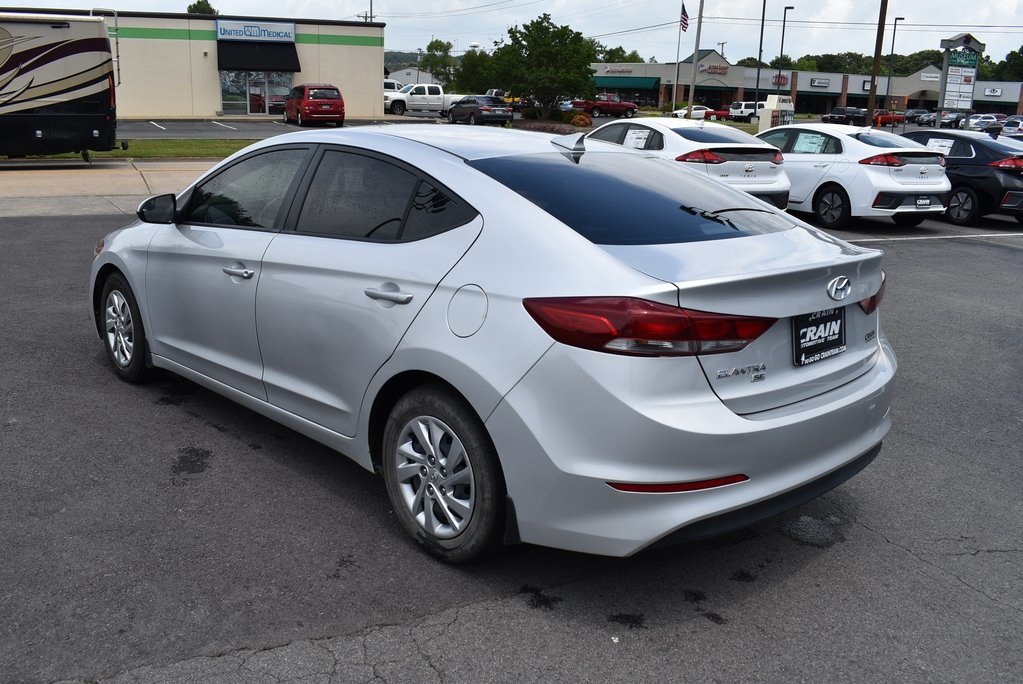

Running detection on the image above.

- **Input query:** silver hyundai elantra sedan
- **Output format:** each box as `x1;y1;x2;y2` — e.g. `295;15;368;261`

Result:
90;125;896;563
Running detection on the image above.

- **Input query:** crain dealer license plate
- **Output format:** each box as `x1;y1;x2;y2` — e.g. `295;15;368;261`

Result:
792;307;846;366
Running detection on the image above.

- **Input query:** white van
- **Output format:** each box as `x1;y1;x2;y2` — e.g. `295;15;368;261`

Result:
729;101;766;122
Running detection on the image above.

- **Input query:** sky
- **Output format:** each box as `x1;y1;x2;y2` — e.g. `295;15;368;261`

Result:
6;1;1023;64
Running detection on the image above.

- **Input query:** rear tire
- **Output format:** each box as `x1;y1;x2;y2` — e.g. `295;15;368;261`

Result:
382;386;505;563
813;186;852;229
892;214;926;227
468;113;477;126
591;107;601;118
946;187;980;226
297;111;304;127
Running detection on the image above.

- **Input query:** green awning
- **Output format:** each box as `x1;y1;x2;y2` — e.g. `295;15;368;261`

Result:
593;76;659;89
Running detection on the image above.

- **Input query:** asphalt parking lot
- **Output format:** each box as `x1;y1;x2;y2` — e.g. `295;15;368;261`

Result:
0;155;1021;683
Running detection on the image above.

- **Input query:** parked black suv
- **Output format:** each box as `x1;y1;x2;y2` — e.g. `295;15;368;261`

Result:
821;107;867;125
901;129;1023;225
904;108;930;123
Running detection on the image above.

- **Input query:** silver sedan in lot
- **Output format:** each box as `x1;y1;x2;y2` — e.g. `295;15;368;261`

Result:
90;126;896;562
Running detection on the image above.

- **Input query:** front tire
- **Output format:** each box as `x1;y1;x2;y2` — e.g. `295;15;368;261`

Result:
946;187;980;226
99;273;152;383
447;111;456;124
813;186;852;229
624;108;635;118
391;101;406;116
297;111;304;127
382;386;505;563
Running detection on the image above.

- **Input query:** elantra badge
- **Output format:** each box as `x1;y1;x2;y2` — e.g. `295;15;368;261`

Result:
827;276;852;301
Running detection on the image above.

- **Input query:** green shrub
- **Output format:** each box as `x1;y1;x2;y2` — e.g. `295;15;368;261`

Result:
521;107;539;120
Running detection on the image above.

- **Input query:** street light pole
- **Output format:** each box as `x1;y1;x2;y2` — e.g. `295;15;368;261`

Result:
754;0;766;109
776;6;794;95
886;17;904;110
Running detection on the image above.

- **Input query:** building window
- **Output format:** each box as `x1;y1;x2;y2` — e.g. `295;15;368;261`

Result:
220;71;293;115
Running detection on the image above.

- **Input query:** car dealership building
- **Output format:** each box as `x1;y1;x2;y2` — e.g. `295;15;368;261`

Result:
4;7;385;118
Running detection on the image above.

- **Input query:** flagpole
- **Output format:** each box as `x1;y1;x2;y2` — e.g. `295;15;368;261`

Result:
672;3;687;108
686;0;705;118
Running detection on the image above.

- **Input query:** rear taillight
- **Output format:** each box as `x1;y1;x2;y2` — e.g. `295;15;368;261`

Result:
939;156;946;167
480;106;493;112
675;149;727;164
859;154;906;167
770;150;783;165
988;157;1023;170
522;297;776;356
858;270;887;315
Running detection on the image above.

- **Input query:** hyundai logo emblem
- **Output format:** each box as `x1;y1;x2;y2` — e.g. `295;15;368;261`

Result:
745;163;756;172
827;276;852;301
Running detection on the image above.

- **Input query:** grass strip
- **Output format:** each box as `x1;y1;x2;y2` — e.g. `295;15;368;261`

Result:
47;139;260;160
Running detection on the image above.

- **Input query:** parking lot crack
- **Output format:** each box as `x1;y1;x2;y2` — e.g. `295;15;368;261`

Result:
828;498;1022;615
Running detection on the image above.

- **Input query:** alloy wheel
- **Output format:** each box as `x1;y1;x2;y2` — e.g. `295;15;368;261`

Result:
104;290;134;368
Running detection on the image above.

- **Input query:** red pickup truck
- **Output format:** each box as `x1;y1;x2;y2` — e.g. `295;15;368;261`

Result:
571;93;638;118
872;110;905;127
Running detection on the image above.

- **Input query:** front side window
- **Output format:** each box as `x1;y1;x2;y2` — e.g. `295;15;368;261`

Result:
185;148;307;228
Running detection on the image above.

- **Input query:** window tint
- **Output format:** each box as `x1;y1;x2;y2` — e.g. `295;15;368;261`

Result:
588;124;628;144
402;181;479;240
185;148;307;228
428;86;441;95
297;151;417;240
308;88;340;100
949;140;975;157
672;126;763;144
468;152;793;245
851;131;926;148
757;129;792;150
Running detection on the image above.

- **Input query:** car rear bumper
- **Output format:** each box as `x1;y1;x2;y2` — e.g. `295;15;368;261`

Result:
751;190;790;209
487;334;896;557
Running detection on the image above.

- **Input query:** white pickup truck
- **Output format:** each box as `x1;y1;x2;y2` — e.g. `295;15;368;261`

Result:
387;83;461;116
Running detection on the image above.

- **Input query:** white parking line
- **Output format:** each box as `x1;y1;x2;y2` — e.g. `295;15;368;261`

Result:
148;121;166;130
212;121;238;130
848;233;1023;243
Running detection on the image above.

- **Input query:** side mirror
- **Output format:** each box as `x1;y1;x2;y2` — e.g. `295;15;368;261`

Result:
137;194;177;224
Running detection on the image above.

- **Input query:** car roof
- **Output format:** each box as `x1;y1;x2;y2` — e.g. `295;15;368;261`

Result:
249;124;562;162
765;123;873;135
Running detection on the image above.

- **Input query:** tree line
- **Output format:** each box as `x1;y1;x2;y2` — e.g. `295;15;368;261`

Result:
735;47;1023;81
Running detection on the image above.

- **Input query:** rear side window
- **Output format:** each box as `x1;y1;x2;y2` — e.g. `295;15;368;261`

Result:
588;124;627;144
468;152;793;245
296;150;478;241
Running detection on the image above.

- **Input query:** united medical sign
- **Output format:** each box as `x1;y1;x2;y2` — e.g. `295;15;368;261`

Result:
216;20;296;43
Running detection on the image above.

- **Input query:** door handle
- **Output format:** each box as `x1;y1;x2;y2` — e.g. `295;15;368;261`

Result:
222;266;254;279
364;287;413;304
813;163;828;168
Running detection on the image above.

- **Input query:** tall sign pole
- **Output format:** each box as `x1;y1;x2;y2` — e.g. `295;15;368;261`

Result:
685;0;705;118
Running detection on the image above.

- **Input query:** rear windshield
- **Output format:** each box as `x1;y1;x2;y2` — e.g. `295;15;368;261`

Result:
467;151;793;245
851;131;928;148
670;126;763;144
309;89;341;100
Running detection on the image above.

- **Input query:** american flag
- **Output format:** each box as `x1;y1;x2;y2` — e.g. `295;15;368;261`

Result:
681;3;689;32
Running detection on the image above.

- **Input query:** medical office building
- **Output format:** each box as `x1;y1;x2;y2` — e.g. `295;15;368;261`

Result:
3;7;385;118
